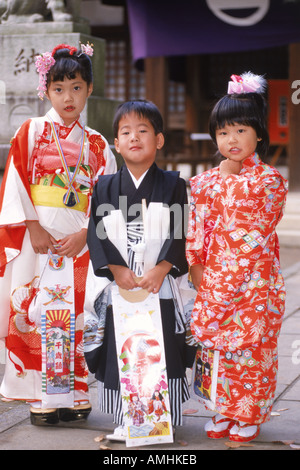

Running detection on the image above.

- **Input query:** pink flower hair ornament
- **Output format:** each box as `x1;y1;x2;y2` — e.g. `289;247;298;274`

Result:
80;42;94;57
35;52;56;100
227;72;266;95
35;43;94;100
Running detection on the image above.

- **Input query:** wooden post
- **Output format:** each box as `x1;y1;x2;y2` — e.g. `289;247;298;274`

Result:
288;43;300;191
185;56;205;136
185;56;212;174
145;57;169;128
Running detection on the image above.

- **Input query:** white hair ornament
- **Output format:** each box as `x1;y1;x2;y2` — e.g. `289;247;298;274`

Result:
227;72;267;95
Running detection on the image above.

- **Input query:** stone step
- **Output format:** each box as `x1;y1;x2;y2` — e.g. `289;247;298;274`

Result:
277;216;300;248
283;192;300;214
278;213;300;230
277;229;300;247
277;193;300;247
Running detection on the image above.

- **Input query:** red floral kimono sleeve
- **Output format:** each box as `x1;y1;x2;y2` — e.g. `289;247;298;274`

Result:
0;119;36;276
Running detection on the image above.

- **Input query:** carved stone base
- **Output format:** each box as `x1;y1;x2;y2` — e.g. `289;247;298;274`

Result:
0;20;90;35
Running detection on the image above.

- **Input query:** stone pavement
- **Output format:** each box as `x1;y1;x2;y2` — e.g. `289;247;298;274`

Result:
0;192;300;455
0;246;300;455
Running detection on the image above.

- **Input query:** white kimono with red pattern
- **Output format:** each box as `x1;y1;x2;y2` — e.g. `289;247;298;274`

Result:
0;107;116;404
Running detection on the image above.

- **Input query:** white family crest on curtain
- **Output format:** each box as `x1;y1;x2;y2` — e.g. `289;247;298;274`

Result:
206;0;270;27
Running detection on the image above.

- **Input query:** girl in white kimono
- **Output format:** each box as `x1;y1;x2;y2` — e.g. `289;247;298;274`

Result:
0;43;116;425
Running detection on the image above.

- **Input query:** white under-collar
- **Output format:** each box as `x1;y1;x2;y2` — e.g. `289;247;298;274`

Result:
128;168;149;188
47;107;84;128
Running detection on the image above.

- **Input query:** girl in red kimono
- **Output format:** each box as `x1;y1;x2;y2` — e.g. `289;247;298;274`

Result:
0;43;116;425
186;73;288;442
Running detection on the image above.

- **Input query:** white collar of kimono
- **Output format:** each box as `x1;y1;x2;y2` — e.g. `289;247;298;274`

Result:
47;107;84;128
128;168;149;188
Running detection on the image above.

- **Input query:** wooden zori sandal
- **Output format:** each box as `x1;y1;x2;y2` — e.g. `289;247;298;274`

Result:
59;403;92;422
205;414;236;439
229;422;260;442
30;406;59;426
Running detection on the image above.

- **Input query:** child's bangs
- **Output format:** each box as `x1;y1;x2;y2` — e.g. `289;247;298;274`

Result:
214;97;253;130
49;58;80;83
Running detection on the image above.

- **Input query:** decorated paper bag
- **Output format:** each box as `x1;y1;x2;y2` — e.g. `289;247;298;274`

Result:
39;253;75;409
191;343;219;410
111;282;173;447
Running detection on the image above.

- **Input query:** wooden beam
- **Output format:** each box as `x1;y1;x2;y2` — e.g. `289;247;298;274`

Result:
288;43;300;191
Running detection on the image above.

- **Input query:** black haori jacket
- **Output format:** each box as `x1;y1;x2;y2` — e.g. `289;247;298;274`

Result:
87;163;189;279
84;163;196;382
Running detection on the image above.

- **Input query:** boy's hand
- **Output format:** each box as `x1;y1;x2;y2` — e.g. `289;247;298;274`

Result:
137;260;172;293
108;264;138;290
55;228;87;258
26;220;57;254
